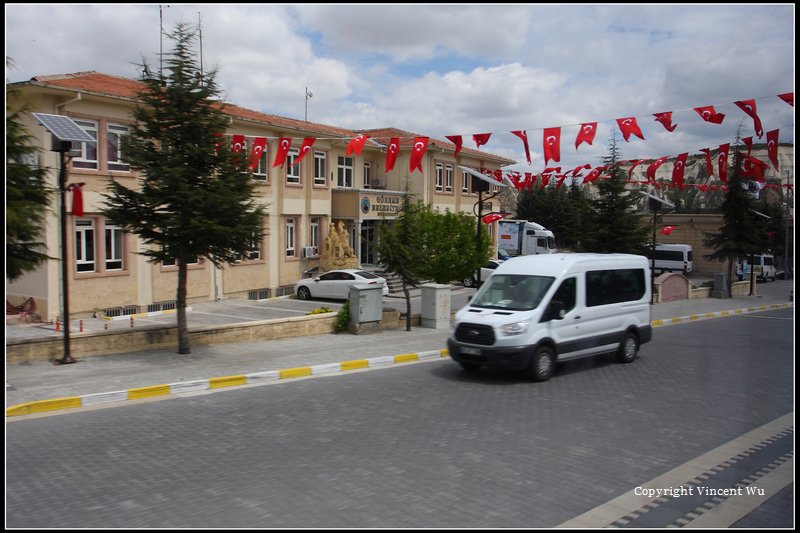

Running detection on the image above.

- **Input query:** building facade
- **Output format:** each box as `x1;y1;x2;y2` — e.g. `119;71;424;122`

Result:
7;72;514;321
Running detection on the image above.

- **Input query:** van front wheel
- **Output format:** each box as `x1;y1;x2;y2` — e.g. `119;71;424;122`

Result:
528;346;555;382
617;331;639;363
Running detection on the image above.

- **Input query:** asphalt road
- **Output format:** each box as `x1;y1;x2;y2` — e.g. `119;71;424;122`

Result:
6;307;794;528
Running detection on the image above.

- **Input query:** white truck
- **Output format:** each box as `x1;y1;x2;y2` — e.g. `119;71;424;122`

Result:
497;219;558;257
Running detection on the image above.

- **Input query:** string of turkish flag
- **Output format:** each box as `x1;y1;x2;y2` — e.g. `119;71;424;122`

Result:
222;91;794;192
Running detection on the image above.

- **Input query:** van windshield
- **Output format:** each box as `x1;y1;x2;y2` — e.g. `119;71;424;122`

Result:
471;274;554;311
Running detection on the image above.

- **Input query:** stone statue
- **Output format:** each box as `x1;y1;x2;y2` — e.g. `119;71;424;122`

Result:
320;221;358;271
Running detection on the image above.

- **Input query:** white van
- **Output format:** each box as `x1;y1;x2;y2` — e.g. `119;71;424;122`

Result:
644;243;693;275
737;254;777;282
448;254;653;381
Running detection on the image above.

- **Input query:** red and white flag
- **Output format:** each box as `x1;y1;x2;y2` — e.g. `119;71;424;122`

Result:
543;127;561;165
511;130;531;164
694;105;725;124
734;99;763;138
346;135;369;156
672;153;688;190
700;148;714;177
231;134;245;152
385;137;400;172
717;143;729;183
660;226;675;236
445;135;463;157
646;156;669;182
248;137;267;169
766;129;780;171
575;122;597;150
272;137;292;168
653;111;677;132
777;92;793;106
292;137;316;166
409;137;429;173
473;133;491;149
70;182;85;217
616;117;645;142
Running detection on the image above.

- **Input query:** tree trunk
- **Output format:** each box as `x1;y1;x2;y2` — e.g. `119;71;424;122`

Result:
177;258;191;354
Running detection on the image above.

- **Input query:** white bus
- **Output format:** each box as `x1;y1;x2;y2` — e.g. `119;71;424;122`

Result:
644;244;693;275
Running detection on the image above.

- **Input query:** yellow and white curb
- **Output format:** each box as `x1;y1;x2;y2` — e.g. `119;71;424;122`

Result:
6;349;450;417
651;302;792;328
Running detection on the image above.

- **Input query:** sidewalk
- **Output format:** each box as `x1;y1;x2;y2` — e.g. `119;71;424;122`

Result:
5;280;794;412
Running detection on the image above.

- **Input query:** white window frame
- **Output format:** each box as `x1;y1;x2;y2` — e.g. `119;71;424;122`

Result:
250;139;268;181
286;149;300;184
71;119;98;169
337;156;353;187
104;221;124;270
314;151;327;186
363;161;372;189
435;162;443;191
286;217;296;257
106;123;130;172
462;170;471;193
75;219;96;272
445;164;454;192
310;217;320;252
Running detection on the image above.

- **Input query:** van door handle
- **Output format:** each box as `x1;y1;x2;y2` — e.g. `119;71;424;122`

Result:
574;315;581;319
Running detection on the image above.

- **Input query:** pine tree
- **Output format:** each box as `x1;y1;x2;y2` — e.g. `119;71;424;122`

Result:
100;23;266;354
6;92;52;281
583;134;650;254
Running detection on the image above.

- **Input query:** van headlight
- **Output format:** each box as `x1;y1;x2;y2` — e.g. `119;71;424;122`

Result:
501;320;531;336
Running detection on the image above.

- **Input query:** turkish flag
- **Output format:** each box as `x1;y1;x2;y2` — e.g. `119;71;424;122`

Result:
272;137;292;168
660;226;675;236
482;213;508;224
385;137;400;172
575;122;597;149
473;133;491;149
766;129;780;171
627;159;647;180
653;112;677;132
511;130;531;164
248;137;267;169
570;164;591;177
717;143;729;183
292;137;316;166
742;136;753;157
672;153;688;190
740;155;768;182
70;183;85;217
616;117;645;142
409;137;429;173
543;127;561;165
231;134;245;153
582;166;606;184
646;156;669;182
734;99;763;138
777;92;794;106
700;148;713;178
346;135;369;156
694;106;725;124
445;135;463;157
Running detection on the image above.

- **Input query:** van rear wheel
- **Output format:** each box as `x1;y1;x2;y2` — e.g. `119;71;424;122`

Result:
528;346;555;382
617;331;639;363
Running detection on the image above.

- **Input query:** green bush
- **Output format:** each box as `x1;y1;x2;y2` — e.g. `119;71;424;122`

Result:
333;300;350;333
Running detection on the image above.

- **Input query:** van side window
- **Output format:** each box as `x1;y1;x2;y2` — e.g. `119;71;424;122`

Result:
586;269;646;306
551;277;576;313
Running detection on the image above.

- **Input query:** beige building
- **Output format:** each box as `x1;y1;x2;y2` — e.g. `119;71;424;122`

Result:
7;72;514;321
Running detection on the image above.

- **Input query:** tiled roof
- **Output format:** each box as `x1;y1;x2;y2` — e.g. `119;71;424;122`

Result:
20;71;514;163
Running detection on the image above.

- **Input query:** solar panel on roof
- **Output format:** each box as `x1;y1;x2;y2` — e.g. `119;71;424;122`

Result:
31;113;96;142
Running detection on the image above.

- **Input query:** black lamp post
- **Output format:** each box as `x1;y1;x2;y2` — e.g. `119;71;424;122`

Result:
32;113;94;365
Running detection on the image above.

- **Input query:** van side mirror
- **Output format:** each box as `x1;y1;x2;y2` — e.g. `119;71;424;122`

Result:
542;300;566;321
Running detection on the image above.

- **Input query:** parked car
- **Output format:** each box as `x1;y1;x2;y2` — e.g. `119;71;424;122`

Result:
736;254;777;282
294;269;389;300
462;259;504;288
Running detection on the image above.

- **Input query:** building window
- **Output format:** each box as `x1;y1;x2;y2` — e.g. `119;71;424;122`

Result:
337;156;353;187
462;170;471;193
71;120;98;170
314;151;326;186
251;140;268;181
75;219;96;272
162;250;199;267
104;221;124;270
286;217;296;257
310;217;320;252
445;164;453;192
106;123;130;172
435;163;443;191
363;162;372;189
234;230;261;261
286;149;300;184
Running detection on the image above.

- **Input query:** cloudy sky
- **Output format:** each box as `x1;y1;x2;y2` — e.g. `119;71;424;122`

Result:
5;4;795;173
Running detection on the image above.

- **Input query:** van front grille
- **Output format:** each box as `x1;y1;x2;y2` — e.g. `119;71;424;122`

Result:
455;323;495;346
